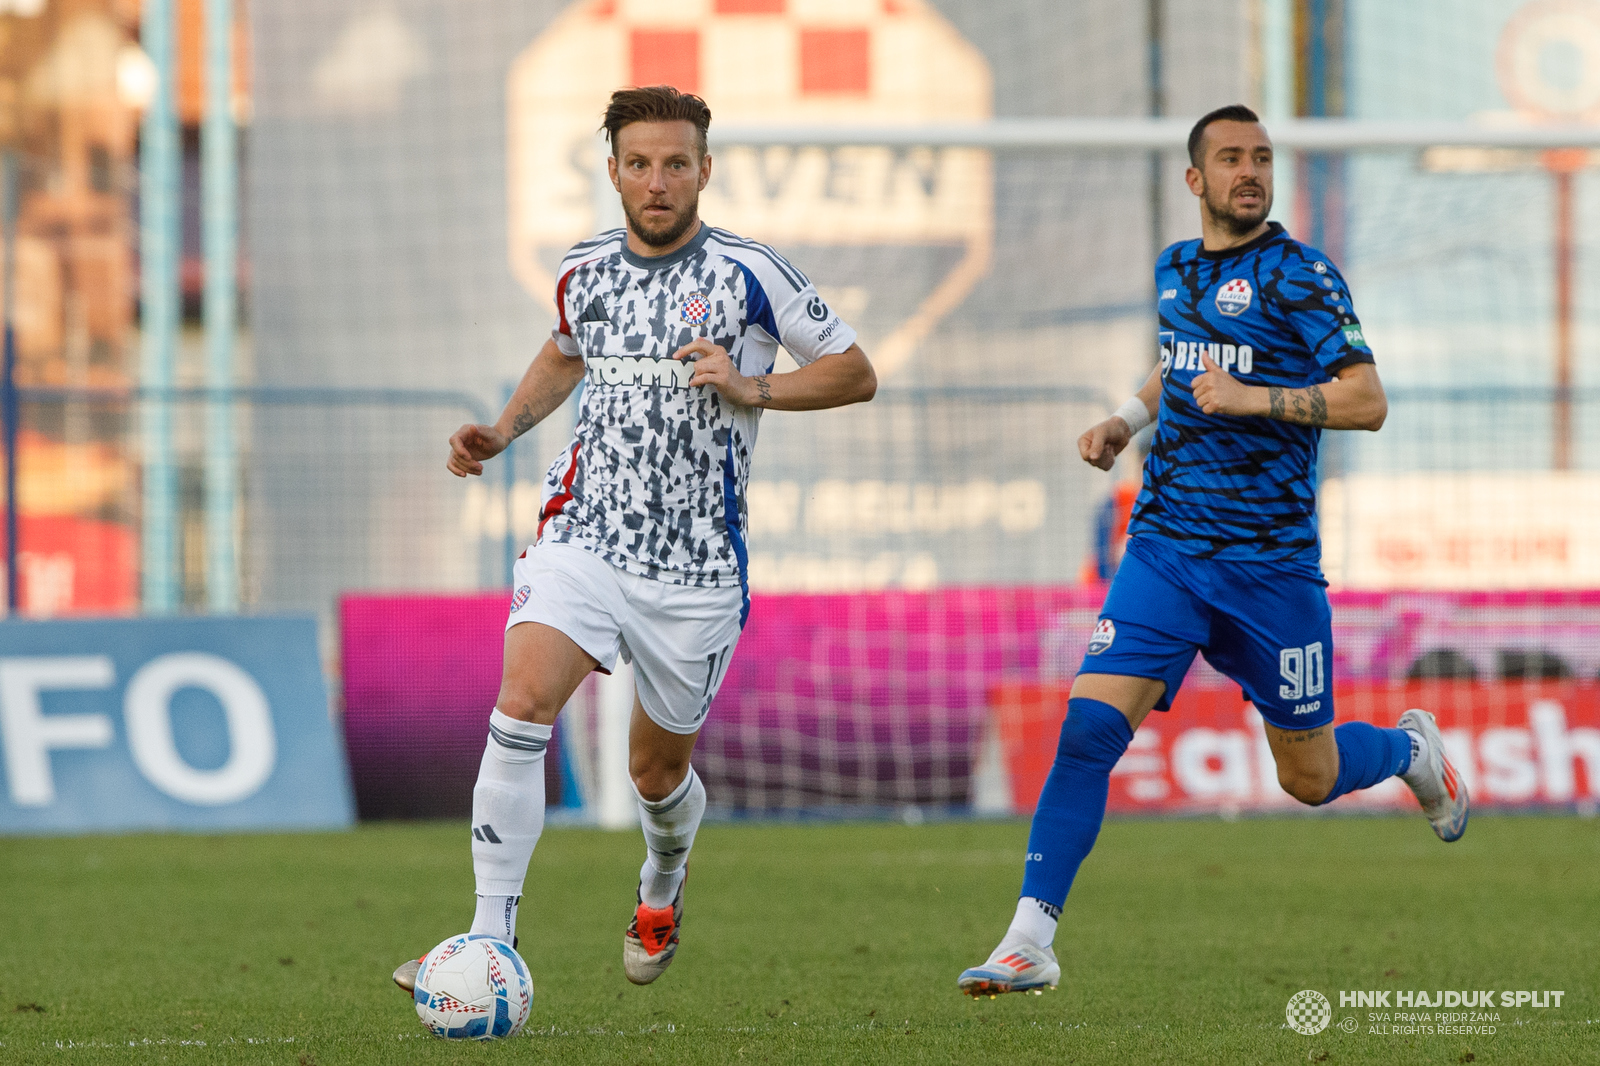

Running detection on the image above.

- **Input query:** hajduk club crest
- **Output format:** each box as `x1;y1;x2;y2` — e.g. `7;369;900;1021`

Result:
1215;278;1253;316
680;291;711;326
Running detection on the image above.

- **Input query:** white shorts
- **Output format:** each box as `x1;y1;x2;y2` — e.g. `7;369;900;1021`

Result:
506;542;744;735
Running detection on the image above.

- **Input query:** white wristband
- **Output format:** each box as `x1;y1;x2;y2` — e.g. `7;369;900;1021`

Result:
1113;397;1152;434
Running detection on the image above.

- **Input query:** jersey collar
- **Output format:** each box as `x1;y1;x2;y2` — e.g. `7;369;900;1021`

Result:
1197;220;1286;261
620;221;710;270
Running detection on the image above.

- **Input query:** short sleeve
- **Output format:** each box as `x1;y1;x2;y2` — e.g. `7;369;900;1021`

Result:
768;279;857;366
718;238;857;365
1277;255;1373;375
550;267;581;358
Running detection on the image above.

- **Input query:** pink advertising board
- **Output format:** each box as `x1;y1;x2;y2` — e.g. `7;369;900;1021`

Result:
341;587;1600;816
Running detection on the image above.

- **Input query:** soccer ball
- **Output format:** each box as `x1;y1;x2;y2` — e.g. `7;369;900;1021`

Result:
412;933;533;1040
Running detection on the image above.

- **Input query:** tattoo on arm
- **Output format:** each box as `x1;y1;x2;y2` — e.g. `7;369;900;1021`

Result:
1267;385;1329;427
754;375;772;405
1307;384;1328;426
1283;727;1326;744
509;404;536;438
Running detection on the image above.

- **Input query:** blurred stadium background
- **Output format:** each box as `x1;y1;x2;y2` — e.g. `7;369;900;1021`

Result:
4;0;1600;832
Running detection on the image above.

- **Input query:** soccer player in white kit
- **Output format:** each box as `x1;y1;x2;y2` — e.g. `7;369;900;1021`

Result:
393;86;875;992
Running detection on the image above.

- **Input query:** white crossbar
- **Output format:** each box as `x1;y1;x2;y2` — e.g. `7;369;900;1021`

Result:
709;118;1600;151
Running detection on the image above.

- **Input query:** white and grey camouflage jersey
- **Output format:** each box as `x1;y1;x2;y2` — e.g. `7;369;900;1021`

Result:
538;224;857;618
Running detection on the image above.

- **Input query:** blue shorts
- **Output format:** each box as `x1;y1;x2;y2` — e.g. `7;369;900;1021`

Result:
1079;536;1335;730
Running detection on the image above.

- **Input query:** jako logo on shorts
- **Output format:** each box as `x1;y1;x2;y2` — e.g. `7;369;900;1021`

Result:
1087;618;1116;655
511;586;531;611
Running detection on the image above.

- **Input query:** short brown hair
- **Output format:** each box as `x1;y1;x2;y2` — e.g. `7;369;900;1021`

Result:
601;85;713;157
1187;104;1262;166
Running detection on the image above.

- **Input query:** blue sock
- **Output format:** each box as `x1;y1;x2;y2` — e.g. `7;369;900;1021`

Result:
1320;722;1413;804
1018;698;1135;911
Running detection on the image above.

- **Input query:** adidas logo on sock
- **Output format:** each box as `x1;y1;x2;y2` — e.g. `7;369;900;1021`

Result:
472;824;502;844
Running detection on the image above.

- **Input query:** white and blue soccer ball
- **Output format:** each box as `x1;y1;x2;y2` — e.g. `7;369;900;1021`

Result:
413;933;532;1040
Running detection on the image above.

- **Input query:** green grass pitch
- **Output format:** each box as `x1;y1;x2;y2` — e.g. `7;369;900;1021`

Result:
0;815;1595;1064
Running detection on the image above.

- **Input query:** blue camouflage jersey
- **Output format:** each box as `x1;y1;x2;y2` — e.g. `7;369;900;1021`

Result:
1126;222;1374;564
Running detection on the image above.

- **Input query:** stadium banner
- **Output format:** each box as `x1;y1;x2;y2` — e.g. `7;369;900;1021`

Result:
0;617;354;834
342;588;1600;816
341;594;518;820
994;682;1600;816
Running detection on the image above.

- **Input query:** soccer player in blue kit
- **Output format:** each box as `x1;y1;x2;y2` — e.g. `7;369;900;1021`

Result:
958;105;1469;998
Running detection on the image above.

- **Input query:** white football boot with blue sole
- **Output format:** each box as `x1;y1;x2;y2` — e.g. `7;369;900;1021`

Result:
1398;708;1469;842
957;936;1060;998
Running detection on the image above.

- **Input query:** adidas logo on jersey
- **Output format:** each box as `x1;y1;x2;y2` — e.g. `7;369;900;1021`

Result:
588;355;695;389
576;297;611;324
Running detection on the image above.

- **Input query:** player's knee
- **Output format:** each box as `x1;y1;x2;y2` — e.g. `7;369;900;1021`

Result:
1278;764;1337;806
492;685;563;726
629;754;691;803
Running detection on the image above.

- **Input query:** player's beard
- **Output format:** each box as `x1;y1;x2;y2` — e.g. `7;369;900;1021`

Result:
623;194;700;251
1202;179;1271;237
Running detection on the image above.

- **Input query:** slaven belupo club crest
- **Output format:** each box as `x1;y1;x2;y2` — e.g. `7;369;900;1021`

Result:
1215;278;1253;317
506;0;995;379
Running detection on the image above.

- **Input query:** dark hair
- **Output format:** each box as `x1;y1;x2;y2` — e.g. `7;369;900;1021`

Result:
601;85;712;157
1187;104;1262;166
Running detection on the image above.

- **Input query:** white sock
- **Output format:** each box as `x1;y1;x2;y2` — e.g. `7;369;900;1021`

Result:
469;710;551;939
1005;896;1060;949
635;768;705;908
1400;728;1428;781
472;893;520;943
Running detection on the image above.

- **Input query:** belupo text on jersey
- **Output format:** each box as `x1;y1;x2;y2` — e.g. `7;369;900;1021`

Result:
542;224;857;592
1161;336;1254;377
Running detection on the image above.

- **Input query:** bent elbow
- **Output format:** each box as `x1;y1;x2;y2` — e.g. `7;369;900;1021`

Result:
1365;399;1388;431
855;364;878;404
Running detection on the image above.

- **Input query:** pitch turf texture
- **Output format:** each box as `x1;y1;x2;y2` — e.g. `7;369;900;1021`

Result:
0;817;1594;1065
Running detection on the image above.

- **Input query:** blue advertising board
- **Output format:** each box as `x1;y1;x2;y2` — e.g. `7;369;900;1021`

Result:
0;616;354;833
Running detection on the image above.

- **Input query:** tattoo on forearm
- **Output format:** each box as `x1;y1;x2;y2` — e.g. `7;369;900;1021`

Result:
754;375;772;405
1307;384;1328;426
510;403;536;438
1270;384;1331;427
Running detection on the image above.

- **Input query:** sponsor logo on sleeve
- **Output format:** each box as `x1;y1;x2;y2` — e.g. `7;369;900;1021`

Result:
1313;260;1327;274
1215;278;1252;316
511;586;531;611
1341;324;1369;349
806;295;830;322
1087;618;1116;655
